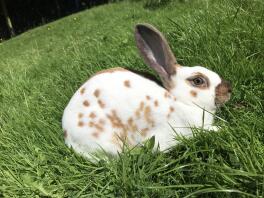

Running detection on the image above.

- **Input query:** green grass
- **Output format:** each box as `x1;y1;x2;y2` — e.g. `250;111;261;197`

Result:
0;0;264;197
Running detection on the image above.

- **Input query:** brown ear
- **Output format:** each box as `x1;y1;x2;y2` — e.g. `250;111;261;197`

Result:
135;23;177;89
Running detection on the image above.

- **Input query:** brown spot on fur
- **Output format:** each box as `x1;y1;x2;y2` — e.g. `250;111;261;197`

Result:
164;91;171;98
139;101;144;111
173;96;177;101
127;117;138;132
83;100;90;107
92;67;128;78
135;110;140;118
89;112;96;119
190;90;197;97
80;87;85;95
107;110;125;129
99;119;105;125
78;121;84;127
88;117;104;132
98;99;105;108
107;111;130;145
92;132;99;138
63;130;67;138
144;106;154;126
135;101;145;118
167;107;174;118
94;89;100;98
146;95;151;100
141;128;149;137
144;106;151;120
154;100;159;107
78;113;84;119
89;121;94;127
124;80;131;88
94;123;104;132
128;118;133;126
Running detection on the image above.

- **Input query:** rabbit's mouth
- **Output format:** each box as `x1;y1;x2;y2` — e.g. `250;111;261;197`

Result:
215;80;232;106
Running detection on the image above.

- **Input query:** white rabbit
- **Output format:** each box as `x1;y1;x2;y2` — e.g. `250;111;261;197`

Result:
62;24;231;159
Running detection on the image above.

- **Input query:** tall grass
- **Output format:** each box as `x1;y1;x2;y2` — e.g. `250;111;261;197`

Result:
0;0;263;196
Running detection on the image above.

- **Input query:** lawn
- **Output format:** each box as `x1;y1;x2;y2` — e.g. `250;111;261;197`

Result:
0;0;263;197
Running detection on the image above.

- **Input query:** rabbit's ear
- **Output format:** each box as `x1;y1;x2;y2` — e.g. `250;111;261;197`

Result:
135;23;177;89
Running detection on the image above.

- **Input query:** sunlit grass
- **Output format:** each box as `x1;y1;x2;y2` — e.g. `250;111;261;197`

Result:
0;0;263;197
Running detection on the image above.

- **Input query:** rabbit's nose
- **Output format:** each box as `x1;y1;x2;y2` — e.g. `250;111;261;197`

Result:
222;80;232;93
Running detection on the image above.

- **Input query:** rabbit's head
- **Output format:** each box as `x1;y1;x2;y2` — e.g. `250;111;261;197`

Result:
135;24;231;111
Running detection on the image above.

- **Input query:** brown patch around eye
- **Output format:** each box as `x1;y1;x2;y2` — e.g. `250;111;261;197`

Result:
124;80;131;88
190;90;197;97
146;95;151;100
83;100;90;107
94;89;100;97
187;72;210;89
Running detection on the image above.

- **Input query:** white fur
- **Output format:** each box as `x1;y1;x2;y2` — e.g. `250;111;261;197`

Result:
62;24;224;160
62;67;221;159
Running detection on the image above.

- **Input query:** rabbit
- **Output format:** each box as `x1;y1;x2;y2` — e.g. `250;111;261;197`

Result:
62;23;232;160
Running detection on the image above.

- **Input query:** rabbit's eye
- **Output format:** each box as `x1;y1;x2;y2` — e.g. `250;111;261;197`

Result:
193;77;205;85
187;75;209;88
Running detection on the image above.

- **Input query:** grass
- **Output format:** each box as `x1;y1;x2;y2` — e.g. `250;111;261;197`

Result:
0;0;264;197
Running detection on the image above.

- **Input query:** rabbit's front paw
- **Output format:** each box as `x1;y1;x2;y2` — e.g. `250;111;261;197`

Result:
204;125;220;132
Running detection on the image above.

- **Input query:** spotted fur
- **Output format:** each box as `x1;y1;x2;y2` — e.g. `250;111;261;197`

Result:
62;24;231;160
190;90;197;97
